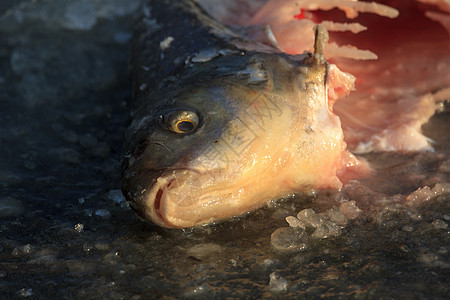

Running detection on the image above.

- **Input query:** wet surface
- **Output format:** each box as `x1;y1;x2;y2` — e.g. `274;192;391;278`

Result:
0;1;449;299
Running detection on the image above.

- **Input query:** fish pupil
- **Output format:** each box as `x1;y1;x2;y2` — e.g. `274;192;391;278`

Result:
176;120;194;133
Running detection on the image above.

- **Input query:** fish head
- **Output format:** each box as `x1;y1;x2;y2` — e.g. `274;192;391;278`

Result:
122;49;354;228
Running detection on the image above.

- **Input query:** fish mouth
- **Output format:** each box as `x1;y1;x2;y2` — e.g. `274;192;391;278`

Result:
153;181;171;226
142;169;229;228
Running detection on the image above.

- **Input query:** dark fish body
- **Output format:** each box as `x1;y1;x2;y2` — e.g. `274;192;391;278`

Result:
131;0;229;97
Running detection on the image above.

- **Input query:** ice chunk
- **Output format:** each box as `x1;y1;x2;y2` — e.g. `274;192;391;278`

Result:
339;201;361;220
21;244;32;254
296;208;319;226
160;36;174;50
311;221;341;239
263;259;275;267
271;208;290;220
406;183;450;205
12;244;32;256
17;288;33;297
83;242;93;253
74;223;84;233
192;48;222;63
271;227;309;251
325;206;348;226
107;190;126;205
285;216;306;228
402;225;414;232
269;272;288;292
282;207;348;240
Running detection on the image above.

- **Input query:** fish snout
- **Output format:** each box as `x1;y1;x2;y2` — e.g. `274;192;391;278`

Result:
134;169;226;228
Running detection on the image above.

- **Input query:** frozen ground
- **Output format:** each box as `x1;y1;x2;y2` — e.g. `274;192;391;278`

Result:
0;1;449;298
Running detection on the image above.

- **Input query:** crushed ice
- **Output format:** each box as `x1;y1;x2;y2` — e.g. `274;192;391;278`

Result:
271;206;349;251
107;189;129;209
74;223;84;233
17;288;33;297
95;209;111;219
288;207;347;238
160;36;174;50
406;182;450;205
268;272;288;292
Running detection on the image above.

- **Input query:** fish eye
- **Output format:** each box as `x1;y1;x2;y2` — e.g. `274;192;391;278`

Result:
167;111;200;134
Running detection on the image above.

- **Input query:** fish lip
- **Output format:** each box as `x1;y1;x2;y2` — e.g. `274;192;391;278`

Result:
142;168;203;228
152;177;177;227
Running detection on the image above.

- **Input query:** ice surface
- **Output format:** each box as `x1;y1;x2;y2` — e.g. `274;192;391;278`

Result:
62;1;97;30
439;158;450;172
96;0;141;19
0;196;24;217
186;243;223;259
113;31;133;44
0;170;21;187
54;148;82;164
183;284;213;298
0;0;449;299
